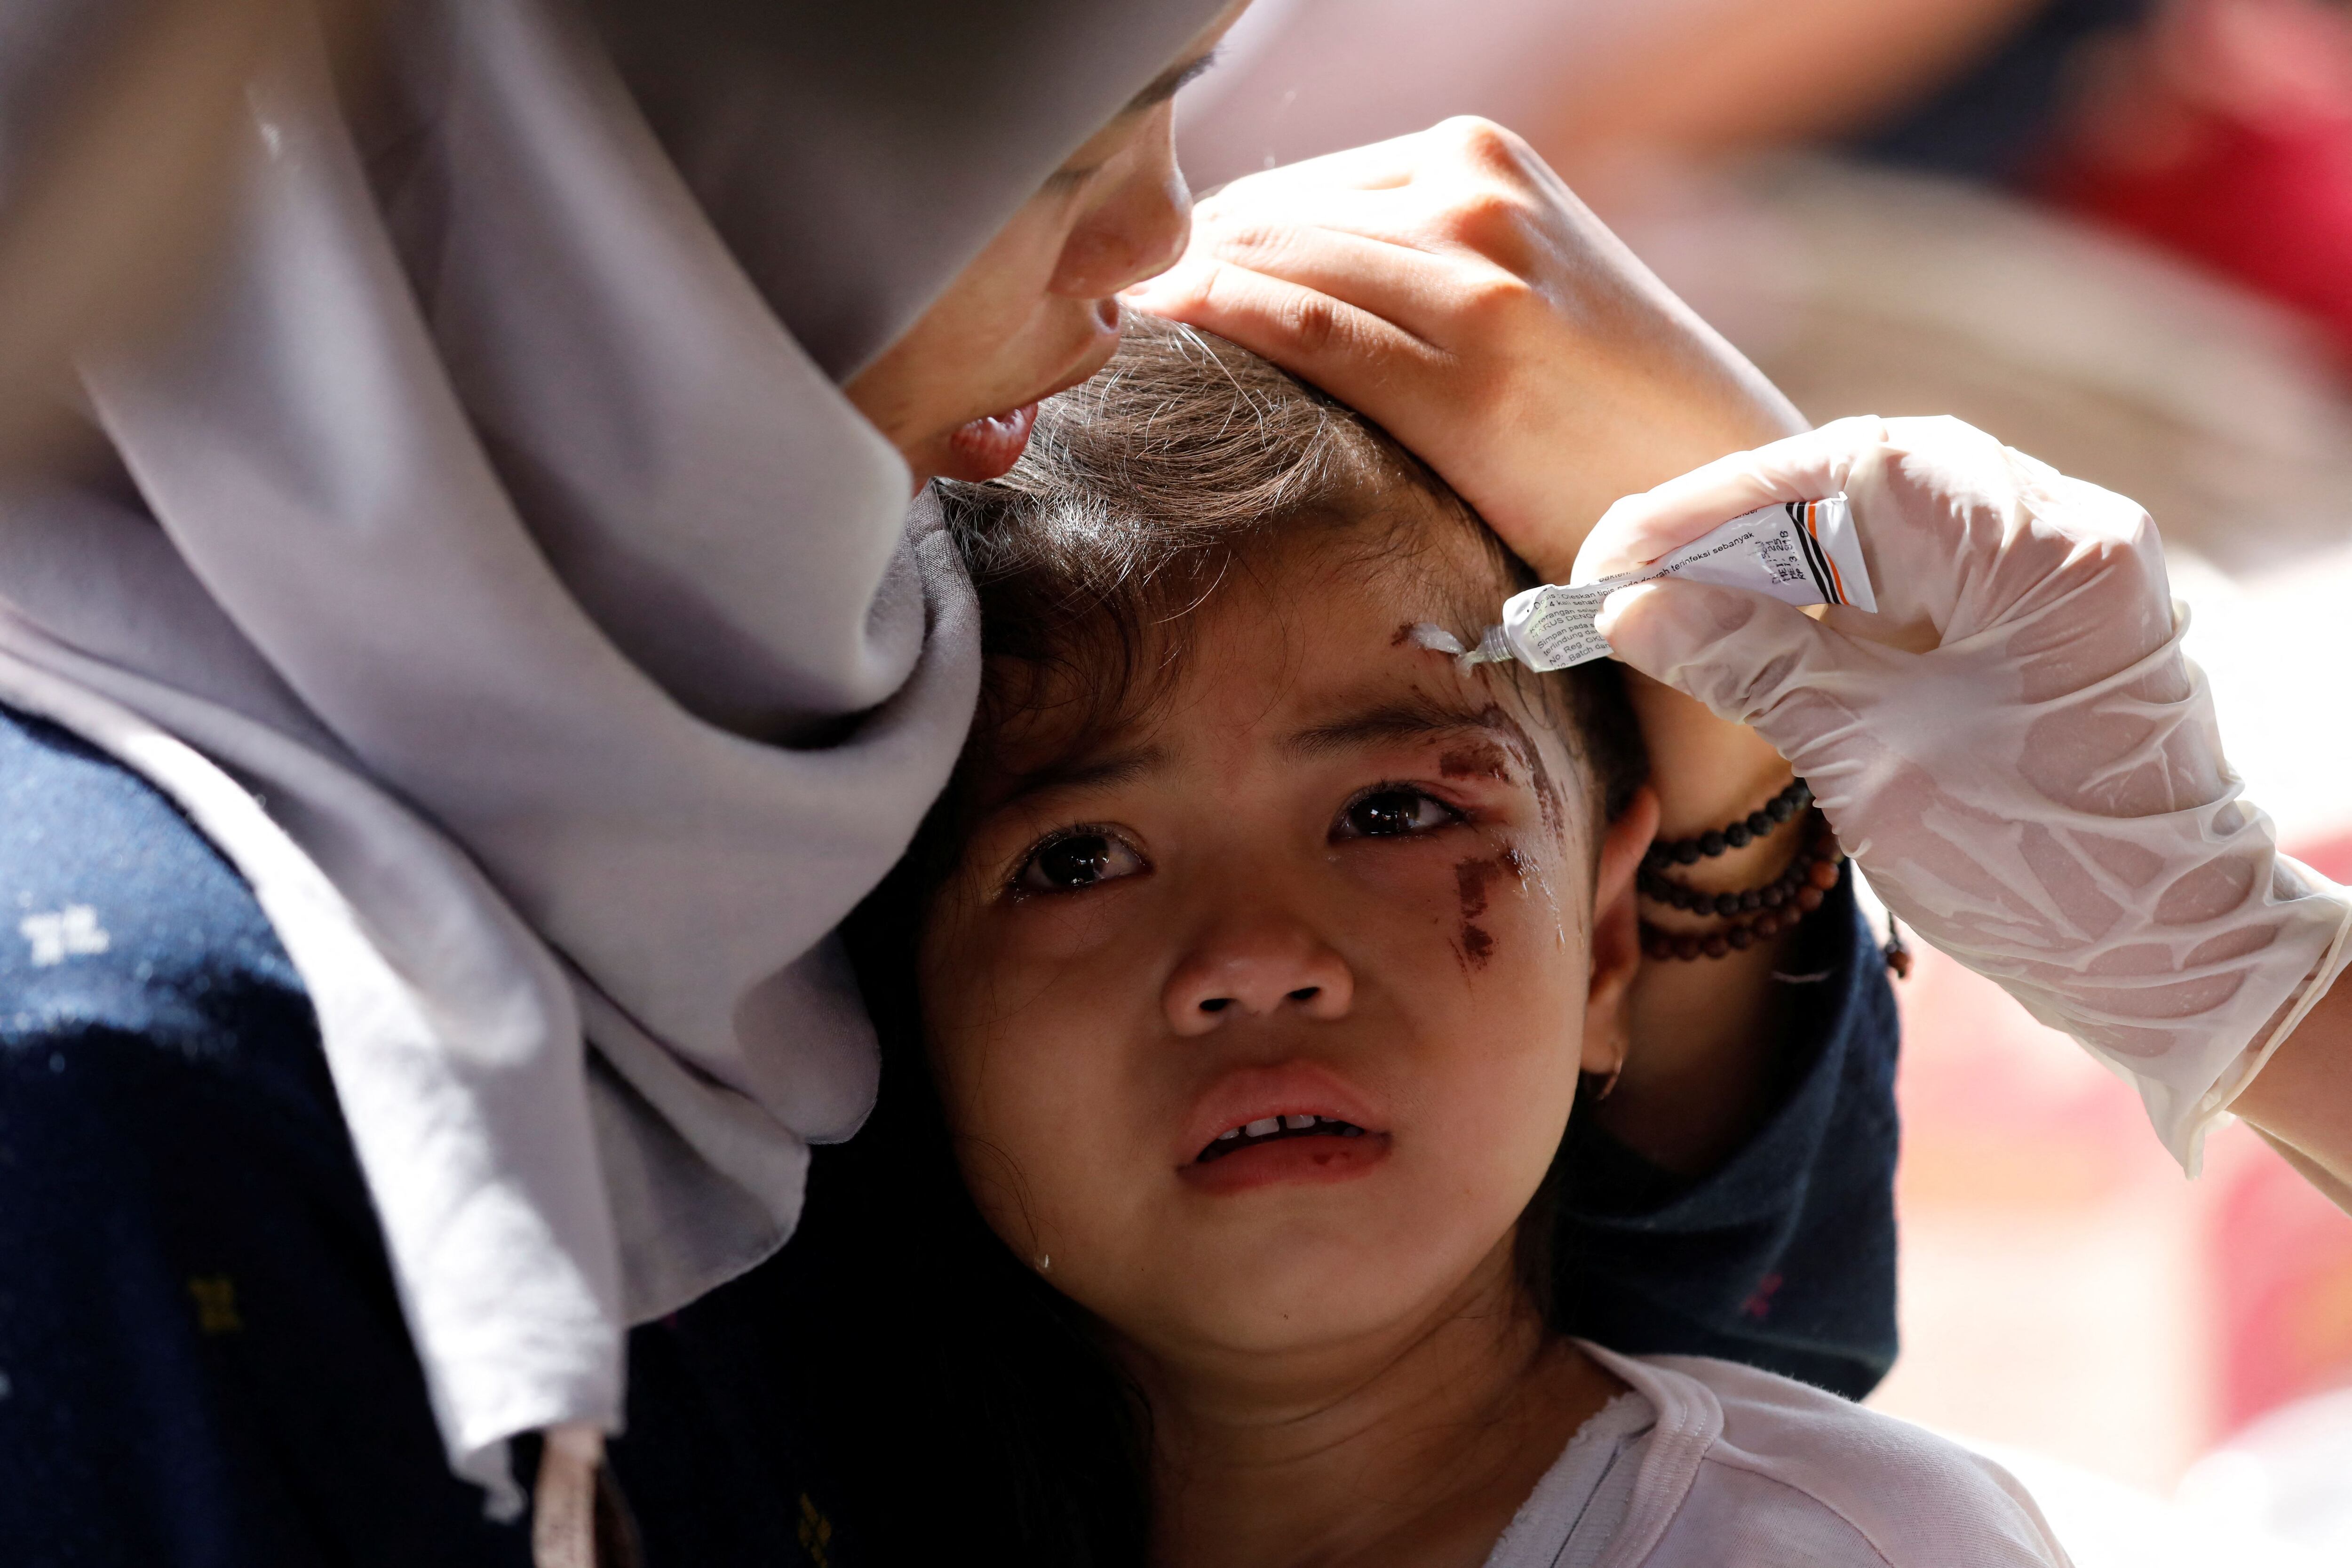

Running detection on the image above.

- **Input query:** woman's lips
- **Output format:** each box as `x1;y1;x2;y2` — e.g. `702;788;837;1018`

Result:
941;401;1039;481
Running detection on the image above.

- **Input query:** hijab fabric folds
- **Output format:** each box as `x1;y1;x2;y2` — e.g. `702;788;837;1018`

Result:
0;0;1223;1508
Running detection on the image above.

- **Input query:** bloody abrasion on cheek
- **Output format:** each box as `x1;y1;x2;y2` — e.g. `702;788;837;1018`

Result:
1455;855;1502;969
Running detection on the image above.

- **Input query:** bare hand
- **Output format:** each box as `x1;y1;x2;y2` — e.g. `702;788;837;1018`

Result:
1124;116;1803;580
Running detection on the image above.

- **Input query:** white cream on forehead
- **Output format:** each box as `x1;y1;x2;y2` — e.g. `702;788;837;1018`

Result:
1407;623;1464;656
1407;622;1512;669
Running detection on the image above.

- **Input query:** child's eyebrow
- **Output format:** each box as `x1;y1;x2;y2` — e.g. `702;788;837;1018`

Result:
1283;700;1518;759
988;744;1168;812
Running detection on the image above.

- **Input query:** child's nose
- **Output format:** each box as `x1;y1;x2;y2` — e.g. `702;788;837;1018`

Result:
1162;923;1354;1037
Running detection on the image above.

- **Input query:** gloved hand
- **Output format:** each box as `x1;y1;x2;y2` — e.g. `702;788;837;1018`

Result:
1581;415;2352;1170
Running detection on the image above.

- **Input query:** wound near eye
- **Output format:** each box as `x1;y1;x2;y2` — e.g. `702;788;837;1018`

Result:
1438;740;1512;781
1455;855;1505;969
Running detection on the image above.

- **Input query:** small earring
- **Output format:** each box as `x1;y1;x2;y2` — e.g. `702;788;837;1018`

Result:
1035;1254;1051;1273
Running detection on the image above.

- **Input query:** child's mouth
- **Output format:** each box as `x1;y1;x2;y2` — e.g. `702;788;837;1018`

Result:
1182;1117;1390;1195
1177;1067;1391;1193
1195;1113;1369;1164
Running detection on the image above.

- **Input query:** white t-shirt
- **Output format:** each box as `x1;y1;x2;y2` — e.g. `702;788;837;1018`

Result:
1485;1343;2073;1568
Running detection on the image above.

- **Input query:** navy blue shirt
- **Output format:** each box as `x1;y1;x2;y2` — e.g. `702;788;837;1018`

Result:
0;700;1898;1564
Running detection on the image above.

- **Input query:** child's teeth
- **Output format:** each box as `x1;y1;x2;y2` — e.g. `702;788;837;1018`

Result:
1282;1114;1316;1130
1245;1117;1281;1138
1216;1127;1241;1141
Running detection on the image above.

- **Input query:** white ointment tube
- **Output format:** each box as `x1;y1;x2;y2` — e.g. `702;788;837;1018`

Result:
1451;496;1875;673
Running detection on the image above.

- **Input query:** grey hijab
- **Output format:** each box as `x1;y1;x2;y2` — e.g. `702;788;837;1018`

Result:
0;0;1222;1507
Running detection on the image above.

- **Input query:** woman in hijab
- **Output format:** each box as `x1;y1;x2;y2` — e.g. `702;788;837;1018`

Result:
0;4;1907;1565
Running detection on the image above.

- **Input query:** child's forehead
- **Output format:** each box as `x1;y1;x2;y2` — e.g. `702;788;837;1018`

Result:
969;546;1573;805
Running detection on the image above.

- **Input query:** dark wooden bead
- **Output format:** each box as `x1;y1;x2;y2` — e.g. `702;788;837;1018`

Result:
1673;934;1702;962
1724;822;1751;849
1807;860;1841;891
1702;934;1729;959
1700;830;1726;857
1739;889;1761;912
1762;885;1785;908
1726;924;1753;950
1714;892;1740;917
1795;885;1826;913
1674;841;1700;866
1747;811;1772;836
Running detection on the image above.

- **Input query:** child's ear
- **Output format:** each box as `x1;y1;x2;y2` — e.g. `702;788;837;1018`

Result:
1581;784;1660;1078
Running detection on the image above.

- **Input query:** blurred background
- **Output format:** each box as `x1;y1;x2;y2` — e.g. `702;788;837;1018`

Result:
1177;2;2352;1561
3;2;2344;1560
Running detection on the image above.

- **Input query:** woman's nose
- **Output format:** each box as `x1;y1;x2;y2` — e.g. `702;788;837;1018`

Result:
1050;117;1193;300
1162;921;1355;1037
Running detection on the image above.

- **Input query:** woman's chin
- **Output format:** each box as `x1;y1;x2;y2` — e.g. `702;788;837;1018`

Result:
934;401;1041;482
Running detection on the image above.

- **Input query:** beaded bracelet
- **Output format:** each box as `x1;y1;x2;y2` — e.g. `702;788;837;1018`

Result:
1641;778;1811;870
1639;827;1844;963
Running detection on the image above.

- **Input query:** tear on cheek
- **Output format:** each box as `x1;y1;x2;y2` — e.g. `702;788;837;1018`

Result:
1501;843;1568;949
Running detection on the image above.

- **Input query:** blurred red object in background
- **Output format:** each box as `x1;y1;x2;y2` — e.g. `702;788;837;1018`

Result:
1880;827;2352;1478
2207;1133;2352;1431
2210;830;2352;1433
2040;0;2352;361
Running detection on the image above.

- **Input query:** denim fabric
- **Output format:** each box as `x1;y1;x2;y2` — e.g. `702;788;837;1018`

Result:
1557;868;1901;1399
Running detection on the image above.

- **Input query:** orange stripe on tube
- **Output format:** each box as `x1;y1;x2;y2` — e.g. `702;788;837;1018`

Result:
1804;501;1848;605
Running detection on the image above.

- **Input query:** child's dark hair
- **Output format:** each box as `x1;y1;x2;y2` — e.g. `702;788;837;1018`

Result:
797;318;1648;1564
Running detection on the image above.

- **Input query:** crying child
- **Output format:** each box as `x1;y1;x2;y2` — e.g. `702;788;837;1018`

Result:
816;316;2067;1568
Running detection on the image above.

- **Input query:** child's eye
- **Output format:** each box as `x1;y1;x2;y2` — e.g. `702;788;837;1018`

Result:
1015;829;1148;893
1334;787;1462;841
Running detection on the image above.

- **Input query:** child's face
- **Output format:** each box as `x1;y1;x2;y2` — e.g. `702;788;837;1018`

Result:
919;530;1651;1368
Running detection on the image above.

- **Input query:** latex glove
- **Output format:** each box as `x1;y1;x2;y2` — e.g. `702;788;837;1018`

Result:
1581;415;2352;1170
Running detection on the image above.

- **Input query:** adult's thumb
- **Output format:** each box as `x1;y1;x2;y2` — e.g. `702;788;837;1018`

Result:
1597;579;1856;735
